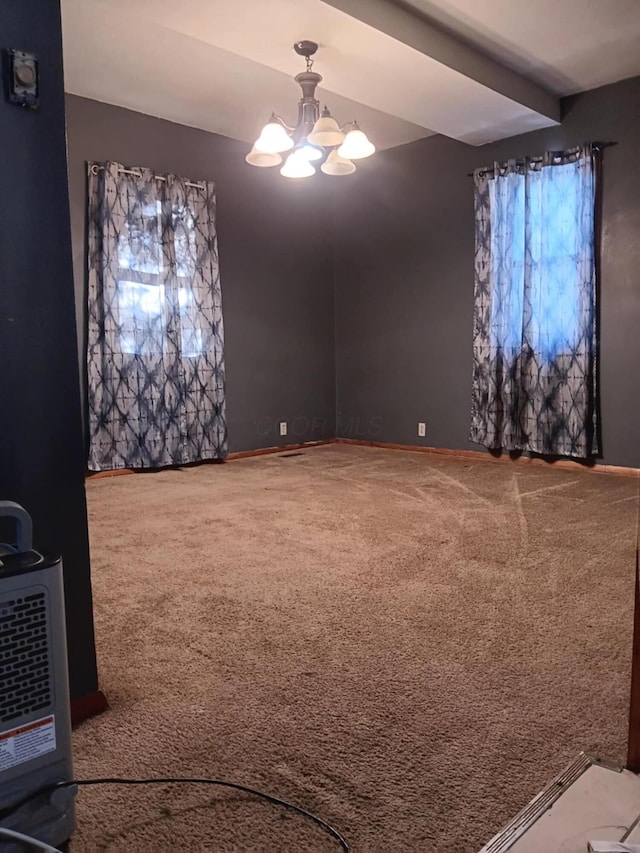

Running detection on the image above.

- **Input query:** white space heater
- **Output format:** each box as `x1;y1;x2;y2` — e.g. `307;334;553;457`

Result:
0;501;76;850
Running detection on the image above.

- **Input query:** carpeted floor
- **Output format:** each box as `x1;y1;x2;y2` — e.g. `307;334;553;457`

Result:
71;444;639;852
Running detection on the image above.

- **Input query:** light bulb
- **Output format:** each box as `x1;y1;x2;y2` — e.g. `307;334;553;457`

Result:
337;125;375;160
297;140;323;162
255;118;294;154
280;151;316;179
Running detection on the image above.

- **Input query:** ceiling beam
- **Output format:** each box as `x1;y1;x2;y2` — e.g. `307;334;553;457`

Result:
320;0;560;123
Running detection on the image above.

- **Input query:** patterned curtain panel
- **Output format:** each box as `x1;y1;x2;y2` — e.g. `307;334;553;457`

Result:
87;162;227;471
470;144;598;459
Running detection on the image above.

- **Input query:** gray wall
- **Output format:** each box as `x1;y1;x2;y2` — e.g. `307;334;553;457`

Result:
0;3;97;699
66;78;640;468
333;76;640;468
65;96;336;453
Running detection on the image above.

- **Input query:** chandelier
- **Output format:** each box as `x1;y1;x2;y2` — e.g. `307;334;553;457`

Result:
245;41;375;178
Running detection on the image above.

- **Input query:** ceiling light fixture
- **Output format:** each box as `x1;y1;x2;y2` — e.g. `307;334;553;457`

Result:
246;41;375;179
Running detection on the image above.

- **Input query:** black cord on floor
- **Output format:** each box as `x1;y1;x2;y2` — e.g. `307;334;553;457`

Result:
1;776;350;852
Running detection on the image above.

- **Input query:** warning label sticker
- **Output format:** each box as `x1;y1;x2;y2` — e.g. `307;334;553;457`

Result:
0;716;56;772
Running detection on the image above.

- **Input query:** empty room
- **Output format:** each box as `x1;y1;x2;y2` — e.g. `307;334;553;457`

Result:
1;1;640;852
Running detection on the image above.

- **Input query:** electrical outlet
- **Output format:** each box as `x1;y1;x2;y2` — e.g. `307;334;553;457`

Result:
418;422;426;437
279;421;287;436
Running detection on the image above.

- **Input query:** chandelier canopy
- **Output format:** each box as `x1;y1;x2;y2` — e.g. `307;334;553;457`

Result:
246;41;375;178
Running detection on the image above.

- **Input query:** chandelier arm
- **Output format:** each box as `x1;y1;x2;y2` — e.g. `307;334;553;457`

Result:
271;113;296;134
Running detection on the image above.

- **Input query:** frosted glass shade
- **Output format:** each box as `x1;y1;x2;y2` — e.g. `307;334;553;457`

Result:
337;127;375;160
307;108;345;147
280;151;316;178
245;146;283;168
255;120;294;154
320;150;356;176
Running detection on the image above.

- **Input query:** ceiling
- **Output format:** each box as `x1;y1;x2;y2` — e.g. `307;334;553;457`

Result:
61;0;640;150
400;0;640;96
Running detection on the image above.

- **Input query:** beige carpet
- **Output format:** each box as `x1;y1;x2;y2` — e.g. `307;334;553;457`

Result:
71;444;639;852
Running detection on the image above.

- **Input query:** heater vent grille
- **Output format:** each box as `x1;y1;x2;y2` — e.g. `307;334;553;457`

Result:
0;590;52;724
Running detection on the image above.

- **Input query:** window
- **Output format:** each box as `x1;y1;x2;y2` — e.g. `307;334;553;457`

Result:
117;200;204;357
488;159;592;363
86;161;226;472
471;145;597;459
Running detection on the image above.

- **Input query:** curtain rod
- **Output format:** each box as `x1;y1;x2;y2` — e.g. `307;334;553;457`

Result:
466;141;617;177
89;163;206;190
